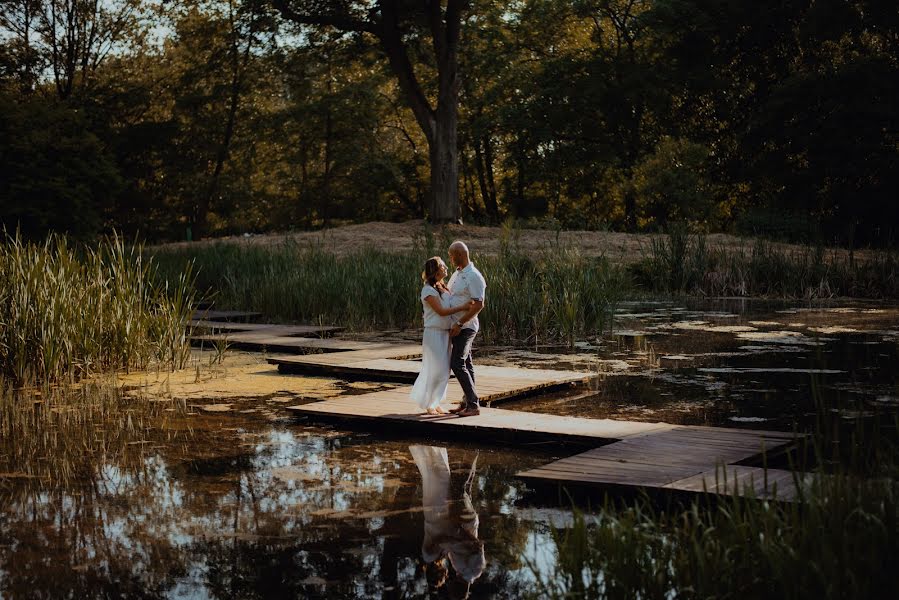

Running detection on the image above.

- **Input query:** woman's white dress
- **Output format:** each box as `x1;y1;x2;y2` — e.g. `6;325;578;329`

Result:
410;285;453;410
409;445;452;562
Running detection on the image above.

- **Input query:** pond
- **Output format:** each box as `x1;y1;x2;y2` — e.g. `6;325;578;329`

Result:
1;300;897;598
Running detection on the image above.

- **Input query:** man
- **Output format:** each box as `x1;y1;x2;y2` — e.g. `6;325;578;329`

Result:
446;241;486;418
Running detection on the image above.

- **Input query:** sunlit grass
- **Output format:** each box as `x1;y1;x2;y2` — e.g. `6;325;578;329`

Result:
0;232;196;386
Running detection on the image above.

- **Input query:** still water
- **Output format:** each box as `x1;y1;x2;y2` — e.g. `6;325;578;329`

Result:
1;300;897;598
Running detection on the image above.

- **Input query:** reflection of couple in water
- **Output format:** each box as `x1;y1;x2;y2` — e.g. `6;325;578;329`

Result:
410;445;486;596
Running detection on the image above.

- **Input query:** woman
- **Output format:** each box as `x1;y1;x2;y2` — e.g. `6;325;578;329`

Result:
411;444;486;592
410;257;471;415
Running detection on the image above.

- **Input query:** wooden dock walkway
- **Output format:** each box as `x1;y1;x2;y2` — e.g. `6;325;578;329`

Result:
271;355;591;388
518;427;803;501
190;319;345;337
288;390;668;442
287;390;804;500
193;332;413;354
190;315;809;500
192;309;262;322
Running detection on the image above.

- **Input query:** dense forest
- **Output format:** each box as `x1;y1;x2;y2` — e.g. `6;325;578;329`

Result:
1;1;896;246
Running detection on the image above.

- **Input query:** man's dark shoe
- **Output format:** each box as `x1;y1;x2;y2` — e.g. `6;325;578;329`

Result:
457;406;481;417
448;404;466;414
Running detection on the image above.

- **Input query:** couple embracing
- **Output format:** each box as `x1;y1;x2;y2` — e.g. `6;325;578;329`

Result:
411;241;486;418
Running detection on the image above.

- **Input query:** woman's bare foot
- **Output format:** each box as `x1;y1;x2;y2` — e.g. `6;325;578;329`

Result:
426;408;439;415
434;406;448;414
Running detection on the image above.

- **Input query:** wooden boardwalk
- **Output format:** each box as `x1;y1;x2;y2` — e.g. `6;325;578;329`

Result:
287;389;804;500
190;319;345;337
192;309;262;322
518;427;803;501
288;391;668;441
193;332;412;354
271;355;592;388
190;315;809;500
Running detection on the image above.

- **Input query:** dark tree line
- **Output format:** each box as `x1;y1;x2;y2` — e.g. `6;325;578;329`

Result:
1;0;896;245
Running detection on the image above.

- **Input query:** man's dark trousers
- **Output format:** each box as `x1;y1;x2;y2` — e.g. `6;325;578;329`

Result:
451;328;479;408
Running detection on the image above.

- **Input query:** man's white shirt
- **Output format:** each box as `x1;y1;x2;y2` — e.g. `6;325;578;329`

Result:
447;262;487;332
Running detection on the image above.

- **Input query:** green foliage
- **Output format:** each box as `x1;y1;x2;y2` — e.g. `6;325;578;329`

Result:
632;137;717;230
0;0;896;245
0;92;122;239
0;233;196;385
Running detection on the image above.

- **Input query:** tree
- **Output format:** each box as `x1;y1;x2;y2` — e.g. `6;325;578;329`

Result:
0;91;122;238
0;0;147;100
272;0;469;223
632;136;715;229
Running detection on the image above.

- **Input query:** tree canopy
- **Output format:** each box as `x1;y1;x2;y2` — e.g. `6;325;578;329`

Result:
1;0;896;245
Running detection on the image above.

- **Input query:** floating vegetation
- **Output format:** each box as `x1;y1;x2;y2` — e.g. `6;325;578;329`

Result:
735;330;830;346
0;233;196;385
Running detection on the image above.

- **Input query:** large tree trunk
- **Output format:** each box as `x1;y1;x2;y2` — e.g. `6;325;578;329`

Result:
429;103;461;222
273;1;468;223
474;135;499;220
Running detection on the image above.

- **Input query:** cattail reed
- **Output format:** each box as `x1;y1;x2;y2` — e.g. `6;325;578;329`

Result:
0;232;196;386
150;232;625;347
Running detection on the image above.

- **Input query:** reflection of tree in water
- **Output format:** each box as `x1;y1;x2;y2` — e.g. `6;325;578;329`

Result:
0;391;541;598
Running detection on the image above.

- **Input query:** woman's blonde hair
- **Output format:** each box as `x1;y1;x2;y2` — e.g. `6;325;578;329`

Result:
422;256;446;291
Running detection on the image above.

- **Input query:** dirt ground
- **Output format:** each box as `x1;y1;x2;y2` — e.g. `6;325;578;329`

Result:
157;220;866;264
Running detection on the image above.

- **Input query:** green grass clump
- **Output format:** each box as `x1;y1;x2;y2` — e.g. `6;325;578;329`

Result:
150;230;625;346
531;389;899;600
634;227;899;298
533;472;897;600
0;233;195;385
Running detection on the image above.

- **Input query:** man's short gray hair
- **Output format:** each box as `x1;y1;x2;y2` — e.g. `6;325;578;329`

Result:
449;241;469;255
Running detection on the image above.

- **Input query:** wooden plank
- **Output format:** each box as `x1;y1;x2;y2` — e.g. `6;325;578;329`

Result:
288;394;672;443
664;466;798;499
673;424;796;440
270;355;592;400
192;309;261;322
190;320;345;336
270;345;424;364
189;320;272;332
518;467;691;487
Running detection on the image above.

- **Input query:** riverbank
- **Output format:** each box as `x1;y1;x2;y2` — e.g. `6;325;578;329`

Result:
154;220;883;265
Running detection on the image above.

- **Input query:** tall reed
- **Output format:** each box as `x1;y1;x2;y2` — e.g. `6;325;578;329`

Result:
0;233;196;386
635;229;899;298
150;231;626;346
530;383;899;599
532;471;896;600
